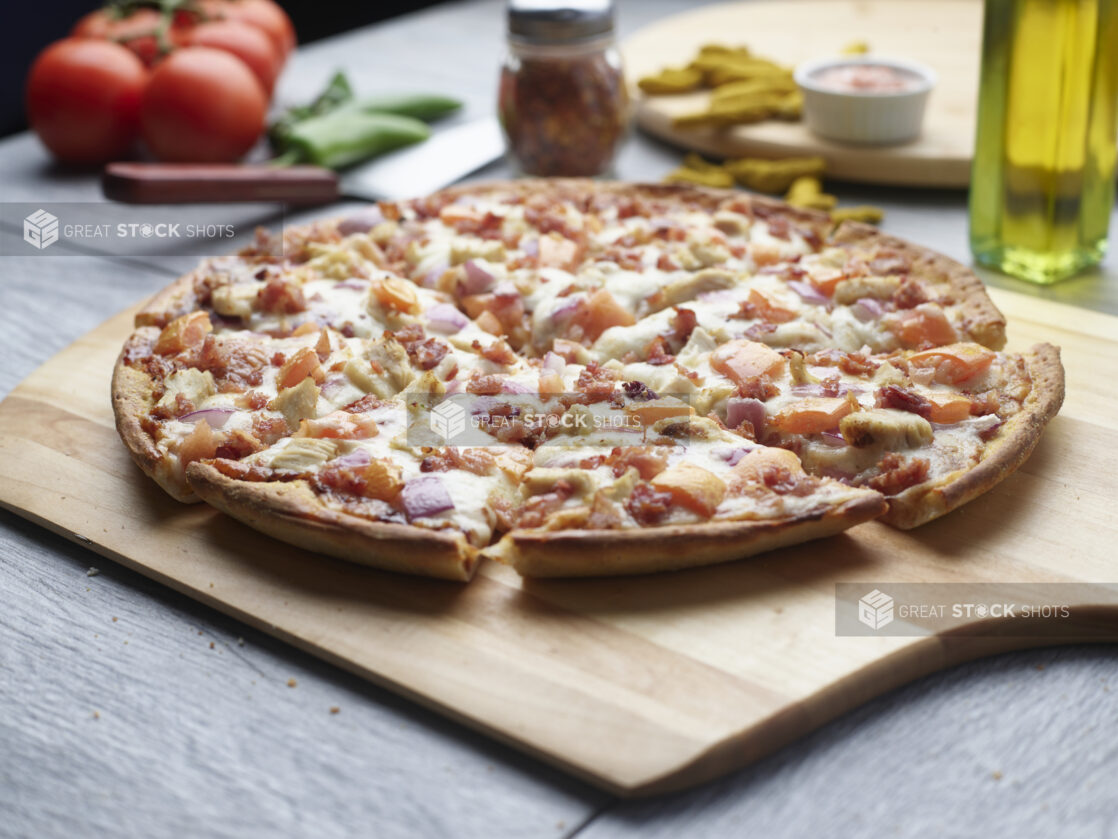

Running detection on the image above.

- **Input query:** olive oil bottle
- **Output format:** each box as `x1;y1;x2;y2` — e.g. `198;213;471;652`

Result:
969;0;1118;283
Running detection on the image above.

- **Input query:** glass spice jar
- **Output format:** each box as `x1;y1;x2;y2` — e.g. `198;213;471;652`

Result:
499;0;629;177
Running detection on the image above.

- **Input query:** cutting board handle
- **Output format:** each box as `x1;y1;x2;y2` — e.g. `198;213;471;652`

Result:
102;162;341;205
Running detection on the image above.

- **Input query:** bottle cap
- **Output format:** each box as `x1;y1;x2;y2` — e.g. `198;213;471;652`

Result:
507;0;615;44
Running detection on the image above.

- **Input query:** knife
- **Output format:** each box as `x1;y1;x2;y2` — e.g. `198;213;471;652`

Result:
102;118;506;205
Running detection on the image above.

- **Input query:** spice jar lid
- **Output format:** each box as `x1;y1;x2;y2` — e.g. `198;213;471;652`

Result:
507;0;615;45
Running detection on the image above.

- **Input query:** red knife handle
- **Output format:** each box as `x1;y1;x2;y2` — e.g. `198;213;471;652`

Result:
102;162;341;205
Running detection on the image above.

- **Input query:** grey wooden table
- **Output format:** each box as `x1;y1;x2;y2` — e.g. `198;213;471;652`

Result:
2;2;1117;838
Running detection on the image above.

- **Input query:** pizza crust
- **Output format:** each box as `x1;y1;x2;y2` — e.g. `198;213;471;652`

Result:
186;461;480;581
112;327;199;503
483;493;888;578
882;343;1064;528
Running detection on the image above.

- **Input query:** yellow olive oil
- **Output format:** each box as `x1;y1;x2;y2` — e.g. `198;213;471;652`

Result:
969;0;1118;283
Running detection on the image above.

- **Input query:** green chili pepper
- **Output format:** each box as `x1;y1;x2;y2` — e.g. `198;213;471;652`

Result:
282;110;431;169
347;93;462;123
268;71;355;152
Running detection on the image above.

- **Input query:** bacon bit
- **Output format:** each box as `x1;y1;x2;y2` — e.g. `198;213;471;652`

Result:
866;453;929;495
214;429;262;460
407;337;450;371
645;336;675;365
242;390;269;411
339;396;381;416
277;346;324;390
271;352;286;367
838;351;879;376
518;480;575;529
656;253;680;271
257;277;307;314
179;420;220;469
551;338;583;363
212;458;277;482
575;361;616;402
252;414;288;446
732;289;797;324
466;373;504;395
819;374;842;397
538;235;581;270
744;322;778;342
969;390;1001;416
766;215;791;240
198;337;269;389
481;339;517;366
668;306;698;346
624;482;674;525
891;277;928;310
154;311;212;356
877;384;933;418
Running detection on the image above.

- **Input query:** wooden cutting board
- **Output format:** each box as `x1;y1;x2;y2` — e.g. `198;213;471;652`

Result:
1;286;1117;796
622;0;982;187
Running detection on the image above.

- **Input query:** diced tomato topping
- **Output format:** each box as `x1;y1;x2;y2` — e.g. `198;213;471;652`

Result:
277;346;323;390
908;342;996;384
711;339;787;389
770;397;854;434
885;303;958;348
154;311;212;356
650;462;726;517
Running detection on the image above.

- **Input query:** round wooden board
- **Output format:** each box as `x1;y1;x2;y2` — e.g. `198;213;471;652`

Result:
622;0;982;188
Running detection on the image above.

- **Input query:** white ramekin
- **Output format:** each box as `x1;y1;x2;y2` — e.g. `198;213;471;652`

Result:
794;57;937;145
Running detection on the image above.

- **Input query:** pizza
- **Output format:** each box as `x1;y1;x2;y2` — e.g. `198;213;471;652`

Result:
112;180;1064;580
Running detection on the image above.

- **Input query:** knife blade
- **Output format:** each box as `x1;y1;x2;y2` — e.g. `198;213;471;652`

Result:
102;117;506;205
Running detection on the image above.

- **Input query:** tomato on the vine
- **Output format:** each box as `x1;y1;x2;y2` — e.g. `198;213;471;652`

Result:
26;38;148;164
201;0;296;56
140;46;267;162
185;19;281;94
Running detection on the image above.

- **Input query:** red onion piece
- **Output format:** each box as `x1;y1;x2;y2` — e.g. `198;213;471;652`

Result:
521;238;539;258
543;351;565;375
788;280;829;306
179;407;235;428
726;397;766;433
715;446;753;465
492;280;519;299
462;260;495;294
320;375;348;399
422;261;448;289
400;476;455;520
445;378;464;395
819;431;848;447
550;296;582;322
790;383;864;397
697;289;738;304
501;379;534;395
337;206;384;236
334;279;370;291
425;303;468;334
851;297;885;322
331;448;372;468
